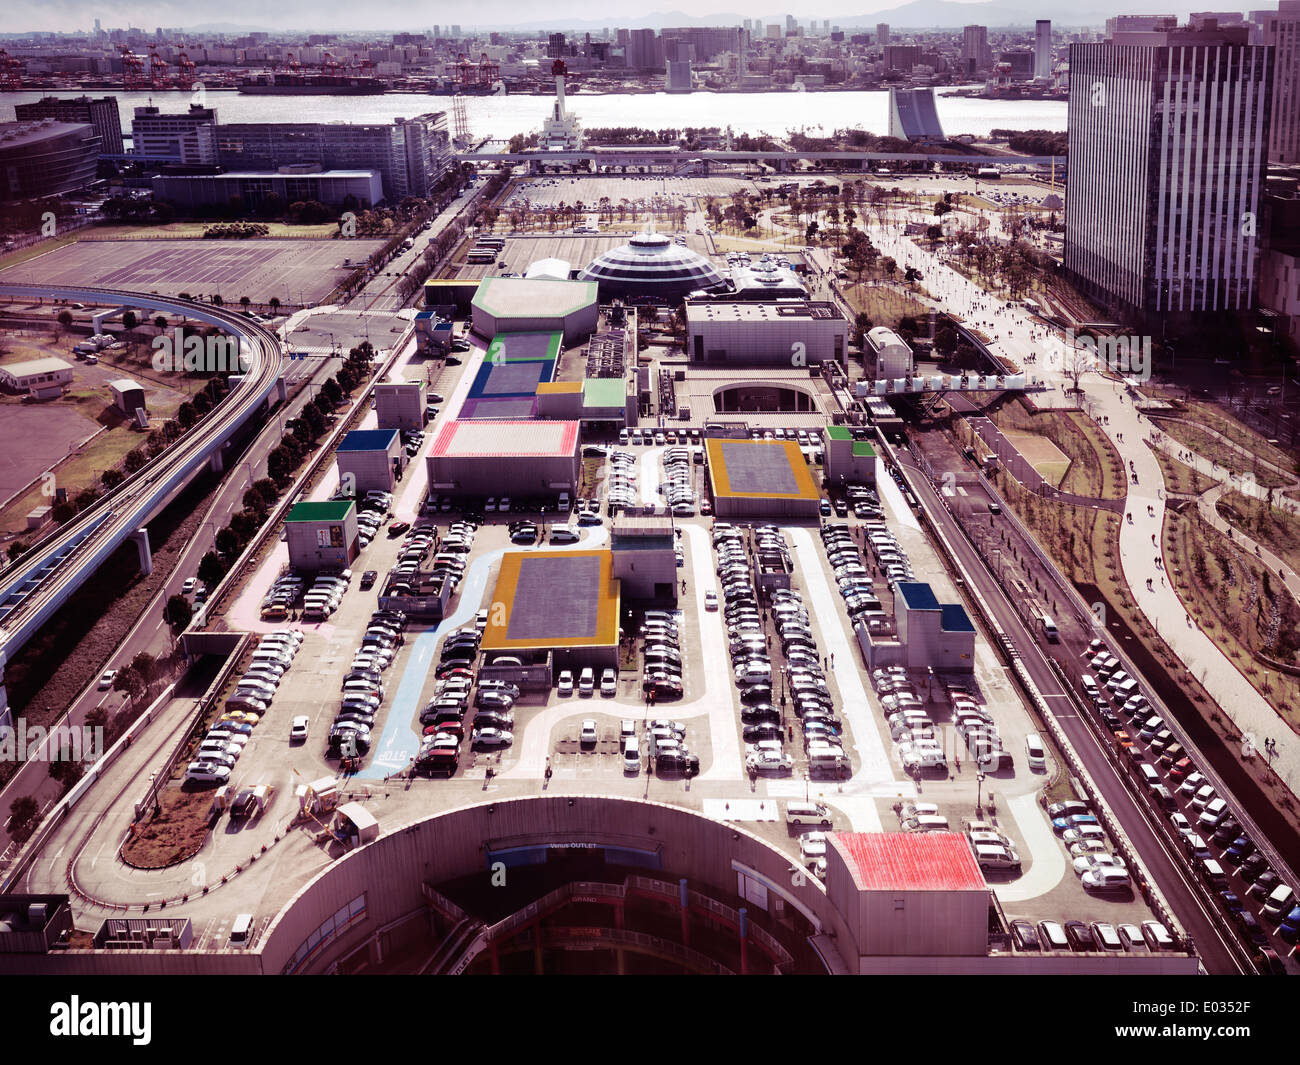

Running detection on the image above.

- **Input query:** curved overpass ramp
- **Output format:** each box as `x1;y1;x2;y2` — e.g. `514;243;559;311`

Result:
0;285;284;718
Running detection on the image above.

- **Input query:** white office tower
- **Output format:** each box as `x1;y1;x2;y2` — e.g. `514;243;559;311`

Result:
877;23;890;46
1065;22;1273;323
540;60;583;150
1035;20;1053;78
1262;0;1300;161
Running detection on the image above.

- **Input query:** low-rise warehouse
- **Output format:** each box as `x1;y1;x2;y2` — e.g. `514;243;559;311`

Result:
0;357;74;397
470;276;598;344
705;438;821;520
284;500;358;573
686;300;846;366
337;428;405;494
481;549;621;674
895;580;976;672
426;419;580;499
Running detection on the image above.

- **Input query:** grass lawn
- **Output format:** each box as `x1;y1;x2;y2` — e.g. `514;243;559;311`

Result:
991;398;1125;499
840;284;931;329
119;783;214;869
1152;448;1213;497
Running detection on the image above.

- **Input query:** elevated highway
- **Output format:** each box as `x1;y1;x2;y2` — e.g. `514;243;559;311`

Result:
0;285;285;723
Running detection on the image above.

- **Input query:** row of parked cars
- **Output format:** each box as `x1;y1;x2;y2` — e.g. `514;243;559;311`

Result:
223;628;304;719
659;447;703;517
189;630;306;785
639;609;684;700
711;523;850;780
1078;641;1297;967
1010;917;1176;954
607;450;639;512
416;618;518;774
1047;799;1132;894
819;524;886;629
861;517;916;585
303;570;352;621
327;607;408;760
259;571;304;621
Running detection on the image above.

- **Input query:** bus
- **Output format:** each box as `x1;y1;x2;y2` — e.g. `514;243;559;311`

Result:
466;249;497;264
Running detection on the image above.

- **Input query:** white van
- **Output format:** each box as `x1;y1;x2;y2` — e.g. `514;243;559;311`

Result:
786;802;832;827
1039;614;1059;642
1025;732;1047;771
229;913;254;947
1138;763;1161;788
578;667;595;697
1081;674;1099;699
1262;884;1296;920
903;814;950;833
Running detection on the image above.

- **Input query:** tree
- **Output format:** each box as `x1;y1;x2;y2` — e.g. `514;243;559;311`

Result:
112;664;147;703
243;487;268;514
131;652;159;687
229;510;259;541
935;326;959;359
101;468;125;489
153;315;167;334
163;594;192;633
122;310;138;331
214;526;240;558
57;309;73;332
253;478;279;508
268;297;281;314
50;759;85;794
177;402;197;429
7;796;40;844
239;296;251;311
197;551;227;588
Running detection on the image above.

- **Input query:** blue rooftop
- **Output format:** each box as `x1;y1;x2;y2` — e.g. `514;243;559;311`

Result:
941;604;976;633
896;581;940;611
338;429;399;452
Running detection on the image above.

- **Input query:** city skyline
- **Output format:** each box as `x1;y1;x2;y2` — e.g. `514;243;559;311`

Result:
1;1;1212;36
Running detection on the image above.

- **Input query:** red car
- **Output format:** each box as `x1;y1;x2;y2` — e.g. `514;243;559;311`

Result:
1169;757;1193;780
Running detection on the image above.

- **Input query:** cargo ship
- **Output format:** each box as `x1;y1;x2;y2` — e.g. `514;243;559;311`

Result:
239;73;388;95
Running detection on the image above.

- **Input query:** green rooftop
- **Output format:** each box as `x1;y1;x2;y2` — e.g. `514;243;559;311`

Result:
582;377;626;409
825;425;852;441
852;441;877;458
286;500;354;523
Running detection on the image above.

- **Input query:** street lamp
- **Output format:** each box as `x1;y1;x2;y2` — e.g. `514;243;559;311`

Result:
975;771;986;815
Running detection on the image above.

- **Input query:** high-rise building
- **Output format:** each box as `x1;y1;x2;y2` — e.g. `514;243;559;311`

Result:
1065;22;1274;324
785;15;797;35
877;23;890;46
548;33;568;59
666;59;693;92
14;95;123;155
1260;0;1300;162
659;26;740;62
131;104;218;164
213;113;450;201
962;25;991;69
1035;20;1053;77
451;25;461;37
766;24;781;39
626;28;662;70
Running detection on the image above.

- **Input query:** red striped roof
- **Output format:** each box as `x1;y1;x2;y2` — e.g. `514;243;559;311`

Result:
429;419;580;458
831;833;986;891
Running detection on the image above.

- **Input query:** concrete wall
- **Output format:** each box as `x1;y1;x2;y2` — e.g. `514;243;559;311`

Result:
689;315;845;365
612;545;676;600
374;383;425;432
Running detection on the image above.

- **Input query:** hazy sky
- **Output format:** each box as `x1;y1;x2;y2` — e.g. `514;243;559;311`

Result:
3;0;1010;36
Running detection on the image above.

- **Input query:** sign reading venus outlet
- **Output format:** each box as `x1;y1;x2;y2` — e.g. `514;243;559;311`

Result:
151;329;252;374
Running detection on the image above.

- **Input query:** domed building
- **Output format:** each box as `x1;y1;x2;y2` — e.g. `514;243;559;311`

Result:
578;232;723;302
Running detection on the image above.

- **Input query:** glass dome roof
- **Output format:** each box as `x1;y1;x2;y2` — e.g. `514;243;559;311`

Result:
578;232;723;300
